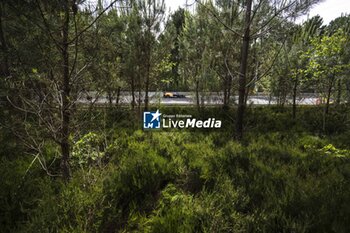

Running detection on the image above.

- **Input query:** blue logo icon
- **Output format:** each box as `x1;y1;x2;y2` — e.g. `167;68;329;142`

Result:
143;110;162;129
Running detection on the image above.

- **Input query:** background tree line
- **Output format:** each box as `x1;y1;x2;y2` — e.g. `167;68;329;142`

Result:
1;1;350;232
1;0;350;180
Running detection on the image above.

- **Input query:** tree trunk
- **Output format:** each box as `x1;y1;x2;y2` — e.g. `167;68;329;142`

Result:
60;0;71;181
196;79;200;113
325;78;334;115
236;0;252;140
223;78;227;108
323;76;335;132
0;3;10;77
346;79;350;104
223;73;232;109
292;77;298;120
116;86;121;107
131;74;135;109
144;58;150;111
144;29;151;111
107;90;113;107
138;73;141;115
227;74;232;106
336;79;341;105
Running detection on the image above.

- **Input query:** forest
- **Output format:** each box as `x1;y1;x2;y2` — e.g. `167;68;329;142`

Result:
0;0;350;232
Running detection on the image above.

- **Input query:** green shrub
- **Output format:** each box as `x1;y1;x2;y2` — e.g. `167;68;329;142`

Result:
139;184;201;233
20;168;106;233
0;156;52;233
2;106;350;232
72;132;105;168
100;140;171;232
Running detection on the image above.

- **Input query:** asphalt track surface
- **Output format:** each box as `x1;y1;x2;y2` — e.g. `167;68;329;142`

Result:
77;92;321;106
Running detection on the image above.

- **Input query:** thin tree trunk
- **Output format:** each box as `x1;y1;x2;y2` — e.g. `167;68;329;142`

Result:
292;77;298;120
223;73;232;109
107;90;113;107
116;86;121;107
196;79;200;113
0;3;9;77
236;0;252;140
60;0;71;181
223;78;227;108
138;73;141;115
325;78;334;115
346;79;350;104
322;106;326;132
336;79;341;105
227;74;232;106
323;76;335;132
131;74;135;109
144;28;151;111
144;57;150;111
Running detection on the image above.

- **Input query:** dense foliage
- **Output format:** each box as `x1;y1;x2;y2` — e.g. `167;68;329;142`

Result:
1;107;350;232
1;0;350;232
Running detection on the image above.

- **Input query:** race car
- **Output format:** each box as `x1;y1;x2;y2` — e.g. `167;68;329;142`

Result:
163;92;186;98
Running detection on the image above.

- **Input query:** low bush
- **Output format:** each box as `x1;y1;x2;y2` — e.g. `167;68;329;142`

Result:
1;107;349;232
